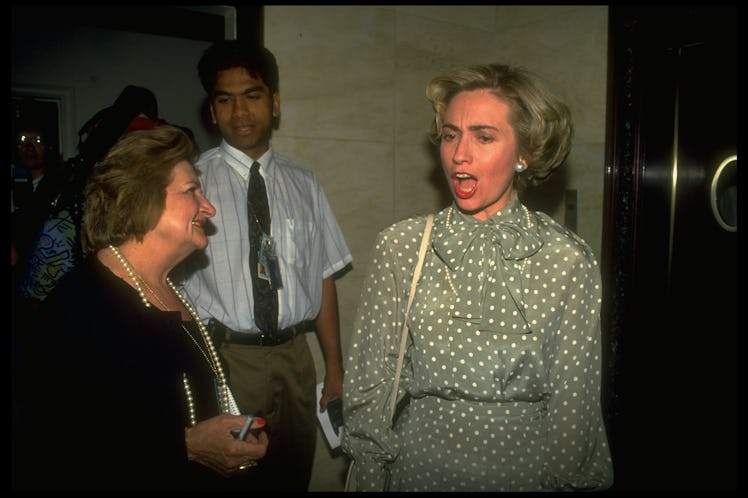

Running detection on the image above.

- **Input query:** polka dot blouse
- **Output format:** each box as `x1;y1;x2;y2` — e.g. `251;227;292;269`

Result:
341;199;613;491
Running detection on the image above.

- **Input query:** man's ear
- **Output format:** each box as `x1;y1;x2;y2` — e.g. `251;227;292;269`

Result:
272;93;281;129
272;93;280;118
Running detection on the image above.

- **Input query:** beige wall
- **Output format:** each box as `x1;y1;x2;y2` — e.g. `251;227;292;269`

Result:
264;5;608;491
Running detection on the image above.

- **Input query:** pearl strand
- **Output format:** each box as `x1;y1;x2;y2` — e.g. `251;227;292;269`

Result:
110;244;151;307
109;245;231;424
135;274;173;312
121;258;222;383
443;205;534;296
166;277;231;418
182;373;197;426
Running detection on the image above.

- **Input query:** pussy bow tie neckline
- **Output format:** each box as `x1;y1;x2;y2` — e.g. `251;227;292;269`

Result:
433;201;543;271
432;201;543;332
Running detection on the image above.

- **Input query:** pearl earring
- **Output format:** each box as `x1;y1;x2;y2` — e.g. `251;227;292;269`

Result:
515;163;525;173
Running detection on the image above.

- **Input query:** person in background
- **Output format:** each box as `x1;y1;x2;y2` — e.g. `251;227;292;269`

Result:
179;40;353;491
342;63;614;491
14;85;163;305
10;109;66;444
11;110;64;288
13;125;268;491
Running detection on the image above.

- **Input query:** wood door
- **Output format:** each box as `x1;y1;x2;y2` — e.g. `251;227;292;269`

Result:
602;5;737;491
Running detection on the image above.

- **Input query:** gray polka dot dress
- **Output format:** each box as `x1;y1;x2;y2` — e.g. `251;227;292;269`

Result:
342;199;614;491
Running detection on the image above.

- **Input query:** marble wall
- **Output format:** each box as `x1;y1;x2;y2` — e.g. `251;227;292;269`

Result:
264;5;608;491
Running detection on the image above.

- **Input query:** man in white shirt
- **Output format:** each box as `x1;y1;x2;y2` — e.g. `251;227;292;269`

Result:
181;40;352;491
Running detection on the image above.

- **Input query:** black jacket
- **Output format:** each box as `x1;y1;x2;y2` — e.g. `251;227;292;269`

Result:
12;255;244;491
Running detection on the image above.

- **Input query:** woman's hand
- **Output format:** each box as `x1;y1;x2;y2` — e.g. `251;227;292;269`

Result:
185;414;269;477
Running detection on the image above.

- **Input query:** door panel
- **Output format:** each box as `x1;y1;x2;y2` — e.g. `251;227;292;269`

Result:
603;6;737;490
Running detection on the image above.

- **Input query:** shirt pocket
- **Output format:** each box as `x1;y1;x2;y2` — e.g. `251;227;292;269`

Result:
282;217;315;266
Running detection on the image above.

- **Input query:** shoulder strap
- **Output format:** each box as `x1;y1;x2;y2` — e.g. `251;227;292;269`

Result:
387;213;434;419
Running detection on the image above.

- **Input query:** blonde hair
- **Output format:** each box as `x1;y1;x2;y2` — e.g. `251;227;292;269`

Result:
426;63;573;191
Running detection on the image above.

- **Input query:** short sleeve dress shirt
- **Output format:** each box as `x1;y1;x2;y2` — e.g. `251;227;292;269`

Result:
181;142;352;332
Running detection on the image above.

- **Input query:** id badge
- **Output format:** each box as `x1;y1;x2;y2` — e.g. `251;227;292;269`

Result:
258;233;283;290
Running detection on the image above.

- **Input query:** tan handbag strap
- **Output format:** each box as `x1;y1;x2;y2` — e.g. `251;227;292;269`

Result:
387;213;434;419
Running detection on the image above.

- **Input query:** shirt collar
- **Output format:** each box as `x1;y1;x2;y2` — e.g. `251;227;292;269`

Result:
219;140;275;179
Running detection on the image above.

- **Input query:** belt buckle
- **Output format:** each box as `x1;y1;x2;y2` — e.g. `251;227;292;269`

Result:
258;332;274;346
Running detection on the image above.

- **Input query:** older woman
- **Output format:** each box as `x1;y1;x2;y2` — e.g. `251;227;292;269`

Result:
14;125;267;491
342;64;613;491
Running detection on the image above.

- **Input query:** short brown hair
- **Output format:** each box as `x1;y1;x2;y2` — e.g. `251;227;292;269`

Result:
82;124;197;253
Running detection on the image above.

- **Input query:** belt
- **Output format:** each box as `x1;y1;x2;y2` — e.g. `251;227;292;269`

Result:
208;319;311;347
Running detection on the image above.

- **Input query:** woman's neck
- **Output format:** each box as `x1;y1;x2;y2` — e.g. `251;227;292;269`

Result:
100;242;189;318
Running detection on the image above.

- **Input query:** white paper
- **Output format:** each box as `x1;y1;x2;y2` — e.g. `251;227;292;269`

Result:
316;382;341;449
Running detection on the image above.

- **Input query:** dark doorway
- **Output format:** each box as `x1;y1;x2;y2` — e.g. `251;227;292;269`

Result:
602;6;737;491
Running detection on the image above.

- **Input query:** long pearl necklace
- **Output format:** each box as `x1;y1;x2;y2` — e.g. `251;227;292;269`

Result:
109;245;230;425
443;204;534;296
141;282;220;388
127;271;219;377
110;244;153;308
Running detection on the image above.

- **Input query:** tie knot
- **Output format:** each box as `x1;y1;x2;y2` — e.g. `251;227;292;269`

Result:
251;161;261;174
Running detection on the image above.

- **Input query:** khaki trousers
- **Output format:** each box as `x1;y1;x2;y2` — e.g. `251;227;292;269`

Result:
220;332;317;491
